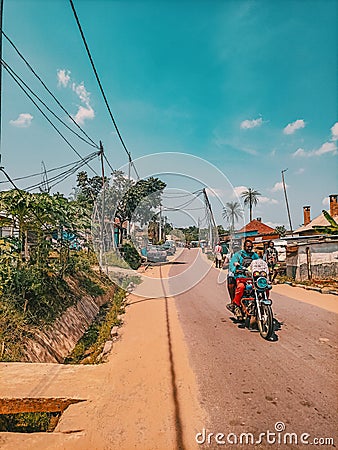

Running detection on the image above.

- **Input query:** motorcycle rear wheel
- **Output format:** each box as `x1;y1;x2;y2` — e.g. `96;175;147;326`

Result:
258;304;273;340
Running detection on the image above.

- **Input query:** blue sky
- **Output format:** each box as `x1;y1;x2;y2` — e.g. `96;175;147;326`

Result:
1;0;337;229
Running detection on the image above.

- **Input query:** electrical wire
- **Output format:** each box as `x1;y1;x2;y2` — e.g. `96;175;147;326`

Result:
1;29;99;149
1;58;99;150
0;167;50;230
69;0;139;179
24;152;98;192
103;153;114;173
0;151;99;185
1;60;99;176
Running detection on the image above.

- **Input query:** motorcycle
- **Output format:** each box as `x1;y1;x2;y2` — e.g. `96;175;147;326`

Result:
235;259;274;340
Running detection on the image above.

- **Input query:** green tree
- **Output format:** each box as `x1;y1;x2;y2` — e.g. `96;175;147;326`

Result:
275;225;287;237
241;188;261;222
75;171;107;208
313;210;338;235
222;201;243;233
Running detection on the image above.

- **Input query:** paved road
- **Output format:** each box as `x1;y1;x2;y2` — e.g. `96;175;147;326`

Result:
168;249;337;449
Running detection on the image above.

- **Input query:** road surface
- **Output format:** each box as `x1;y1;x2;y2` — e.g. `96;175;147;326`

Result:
169;249;337;448
0;248;336;449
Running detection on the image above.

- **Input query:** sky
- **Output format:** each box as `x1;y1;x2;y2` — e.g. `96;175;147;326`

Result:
1;0;337;231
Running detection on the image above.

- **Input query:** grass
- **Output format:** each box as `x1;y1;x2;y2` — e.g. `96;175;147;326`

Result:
64;287;126;365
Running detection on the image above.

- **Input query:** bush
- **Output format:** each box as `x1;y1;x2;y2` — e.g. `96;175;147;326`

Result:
122;243;141;270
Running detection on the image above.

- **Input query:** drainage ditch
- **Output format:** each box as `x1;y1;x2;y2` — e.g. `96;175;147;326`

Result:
0;397;84;433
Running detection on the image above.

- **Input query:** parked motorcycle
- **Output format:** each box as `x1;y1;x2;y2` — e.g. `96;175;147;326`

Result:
235;259;274;340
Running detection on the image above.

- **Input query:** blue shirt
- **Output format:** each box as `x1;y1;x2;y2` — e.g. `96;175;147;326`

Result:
229;249;259;278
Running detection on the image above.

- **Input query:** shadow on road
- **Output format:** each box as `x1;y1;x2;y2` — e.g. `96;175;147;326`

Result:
228;317;284;342
159;265;185;450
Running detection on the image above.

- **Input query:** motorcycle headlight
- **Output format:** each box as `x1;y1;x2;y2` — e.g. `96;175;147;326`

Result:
256;277;268;289
260;271;267;277
253;271;260;277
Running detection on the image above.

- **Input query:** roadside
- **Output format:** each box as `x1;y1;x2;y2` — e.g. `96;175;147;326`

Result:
0;262;206;450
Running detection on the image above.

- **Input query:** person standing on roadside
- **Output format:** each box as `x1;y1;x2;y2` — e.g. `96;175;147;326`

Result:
264;240;279;283
214;242;223;268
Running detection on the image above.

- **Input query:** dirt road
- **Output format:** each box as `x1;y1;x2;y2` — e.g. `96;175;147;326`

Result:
0;248;337;449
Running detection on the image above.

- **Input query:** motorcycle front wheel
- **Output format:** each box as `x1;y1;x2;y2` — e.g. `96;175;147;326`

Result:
258;304;273;340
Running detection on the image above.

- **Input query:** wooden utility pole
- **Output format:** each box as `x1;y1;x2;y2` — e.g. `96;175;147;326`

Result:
99;141;105;266
0;0;4;162
203;188;218;248
281;169;293;236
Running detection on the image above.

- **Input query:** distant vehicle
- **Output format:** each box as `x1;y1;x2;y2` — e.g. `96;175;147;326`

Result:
163;240;176;255
146;245;167;263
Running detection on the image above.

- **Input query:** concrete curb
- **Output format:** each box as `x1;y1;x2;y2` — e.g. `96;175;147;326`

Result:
282;282;338;296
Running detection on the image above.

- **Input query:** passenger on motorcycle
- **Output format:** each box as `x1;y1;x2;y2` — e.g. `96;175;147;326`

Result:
226;239;259;320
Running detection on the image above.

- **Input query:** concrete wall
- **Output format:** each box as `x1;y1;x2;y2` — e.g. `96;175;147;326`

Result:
286;239;338;281
22;287;115;363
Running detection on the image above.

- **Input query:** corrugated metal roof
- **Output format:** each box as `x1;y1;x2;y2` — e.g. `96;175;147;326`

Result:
294;212;338;234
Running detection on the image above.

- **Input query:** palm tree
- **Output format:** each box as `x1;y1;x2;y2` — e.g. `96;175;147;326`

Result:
241;188;261;222
222;201;243;233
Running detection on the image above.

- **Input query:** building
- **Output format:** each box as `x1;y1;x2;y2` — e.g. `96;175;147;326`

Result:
294;194;338;236
219;218;280;256
285;235;338;281
284;194;338;280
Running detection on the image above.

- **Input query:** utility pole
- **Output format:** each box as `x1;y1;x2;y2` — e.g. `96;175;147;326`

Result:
159;204;162;243
99;141;105;266
281;169;293;236
0;0;4;164
203;188;218;248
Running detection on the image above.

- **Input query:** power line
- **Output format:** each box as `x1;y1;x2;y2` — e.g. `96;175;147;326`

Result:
0;151;99;184
0;166;50;230
24;152;99;192
69;0;139;178
103;153;114;174
1;29;99;149
1;59;99;176
1;57;99;149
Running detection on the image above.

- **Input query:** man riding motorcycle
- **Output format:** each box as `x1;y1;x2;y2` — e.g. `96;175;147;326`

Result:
226;239;259;320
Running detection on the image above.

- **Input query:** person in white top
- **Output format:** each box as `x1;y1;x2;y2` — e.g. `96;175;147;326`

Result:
214;242;223;268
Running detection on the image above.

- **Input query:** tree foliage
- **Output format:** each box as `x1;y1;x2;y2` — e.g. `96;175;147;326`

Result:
313;210;338;235
222;201;243;232
241;188;261;222
275;225;287;237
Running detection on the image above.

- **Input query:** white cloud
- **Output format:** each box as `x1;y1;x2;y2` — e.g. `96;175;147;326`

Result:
331;122;338;141
240;118;263;129
265;221;286;229
283;119;305;135
259;196;278;205
271;182;288;192
312;141;337;156
73;106;95;125
232;186;247;198
293;142;337;157
72;82;91;107
295;168;305;175
322;197;329;206
57;69;71;88
9;113;33;128
292;147;307;158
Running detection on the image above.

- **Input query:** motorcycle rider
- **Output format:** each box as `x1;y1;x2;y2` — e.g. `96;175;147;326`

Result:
226;239;259;320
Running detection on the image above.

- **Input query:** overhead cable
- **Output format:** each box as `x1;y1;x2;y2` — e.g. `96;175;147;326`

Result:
1;29;99;149
1;59;99;176
1;58;99;149
69;0;139;178
0;151;99;185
